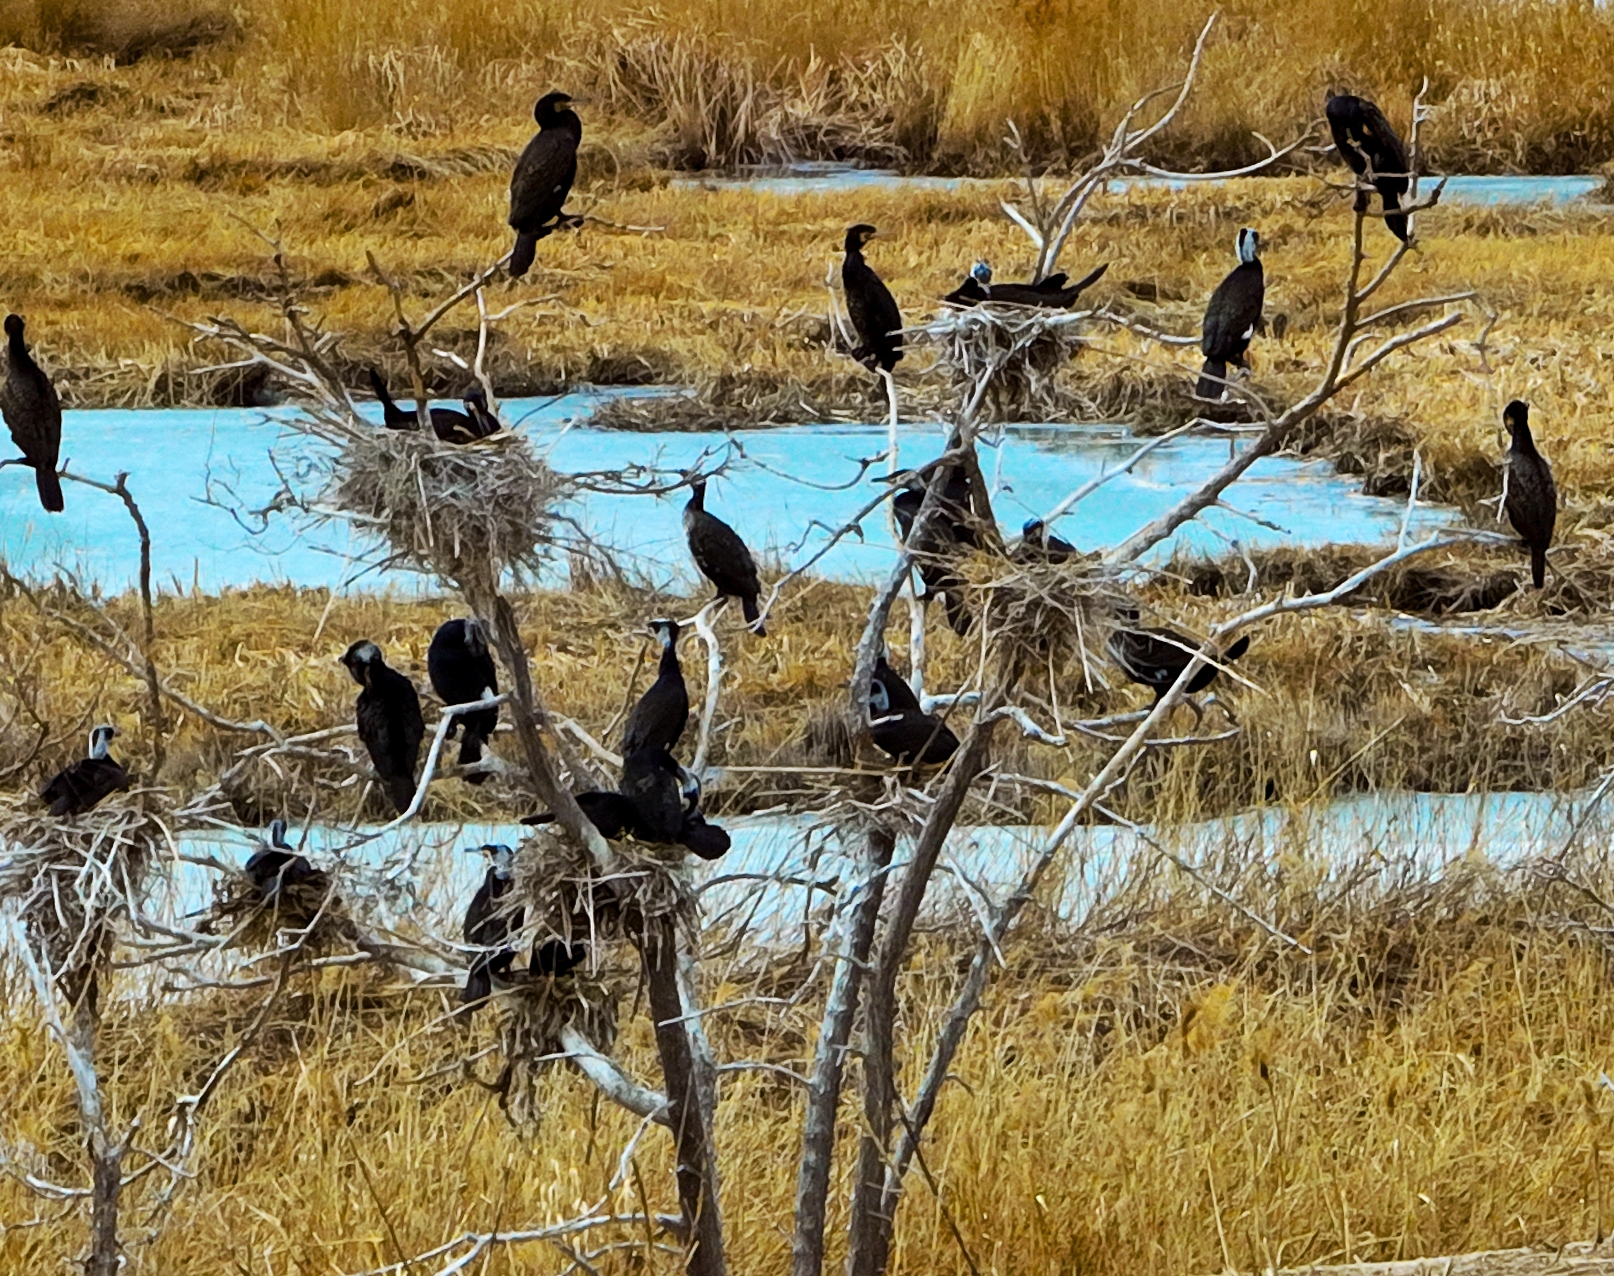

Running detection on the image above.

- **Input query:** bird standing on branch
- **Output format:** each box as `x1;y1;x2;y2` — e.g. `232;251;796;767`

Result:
341;640;425;814
842;223;903;374
2;313;63;513
427;618;499;783
509;91;582;278
684;477;766;634
1326;93;1411;242
622;618;689;756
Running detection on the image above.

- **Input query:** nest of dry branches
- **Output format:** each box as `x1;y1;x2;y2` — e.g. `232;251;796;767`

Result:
925;307;1094;422
329;427;566;586
202;869;356;954
516;825;698;948
0;796;164;1003
960;547;1120;666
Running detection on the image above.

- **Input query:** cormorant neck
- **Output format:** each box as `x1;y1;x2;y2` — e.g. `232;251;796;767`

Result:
687;483;706;511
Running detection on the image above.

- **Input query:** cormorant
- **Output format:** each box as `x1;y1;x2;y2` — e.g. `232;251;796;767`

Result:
1108;619;1250;704
1019;518;1078;564
1326;93;1411;242
509;91;582;278
842;224;903;373
427;618;499;784
867;680;959;766
685;477;766;634
341;640;425;814
872;651;923;716
1197;228;1264;401
366;368;493;445
462;386;502;438
41;725;130;817
244;819;319;899
674;768;731;860
2;314;63;513
1502;399;1556;589
532;939;587;977
622;618;688;756
462;844;521;1008
943;261;1108;309
523;750;729;857
892;468;976;635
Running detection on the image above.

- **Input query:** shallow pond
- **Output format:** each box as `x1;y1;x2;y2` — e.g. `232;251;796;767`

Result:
675;164;1607;208
0;397;1454;593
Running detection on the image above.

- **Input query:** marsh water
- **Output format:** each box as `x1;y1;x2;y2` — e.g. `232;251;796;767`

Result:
0;395;1454;593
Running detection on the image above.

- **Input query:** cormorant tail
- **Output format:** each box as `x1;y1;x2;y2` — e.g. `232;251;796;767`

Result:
35;467;63;514
680;820;732;860
1225;635;1251;662
941;589;971;636
1381;186;1409;241
509;231;539;278
387;773;416;814
462;961;492;1007
741;594;766;636
1196;359;1228;400
1531;545;1546;590
458;732;489;785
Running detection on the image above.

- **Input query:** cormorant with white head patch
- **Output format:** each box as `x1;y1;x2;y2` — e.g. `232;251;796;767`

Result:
1197;228;1264;401
41;725;129;817
2;314;63;513
244;819;319;900
867;679;959;766
508;91;582;278
1502;400;1556;589
943;260;1108;309
1018;518;1077;564
622;618;688;756
685;477;766;634
428;618;499;784
1326;93;1411;242
842;224;903;374
462;843;521;1008
341;640;425;814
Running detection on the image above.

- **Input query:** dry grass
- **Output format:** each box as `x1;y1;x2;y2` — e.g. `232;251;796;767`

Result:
3;839;1614;1272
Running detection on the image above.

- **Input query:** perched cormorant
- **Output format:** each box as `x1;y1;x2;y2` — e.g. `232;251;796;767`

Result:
1197;228;1264;401
892;468;976;635
685;478;766;634
2;314;63;513
1108;619;1250;704
462;843;522;1007
842;224;903;373
523;749;729;857
508;91;582;278
943;261;1108;309
341;640;425;814
867;680;959;766
1502;400;1556;589
366;368;493;445
622;618;688;756
40;725;130;817
1019;518;1078;564
427;618;499;784
872;651;923;716
244;818;319;898
1326;93;1411;242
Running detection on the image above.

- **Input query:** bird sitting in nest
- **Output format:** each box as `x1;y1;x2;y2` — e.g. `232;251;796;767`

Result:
461;844;588;1014
1107;609;1250;719
243;819;332;923
41;725;130;817
867;660;960;766
1015;518;1079;564
523;748;730;860
367;369;500;445
942;260;1108;309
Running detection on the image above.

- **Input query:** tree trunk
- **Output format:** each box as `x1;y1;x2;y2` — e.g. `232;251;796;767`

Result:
644;920;726;1276
791;825;897;1276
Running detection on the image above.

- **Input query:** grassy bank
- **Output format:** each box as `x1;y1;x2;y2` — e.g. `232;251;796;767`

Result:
3;837;1613;1273
0;570;1610;827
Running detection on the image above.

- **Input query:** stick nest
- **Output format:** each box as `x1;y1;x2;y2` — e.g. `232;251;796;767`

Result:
329;427;566;585
961;548;1123;664
516;824;698;949
201;869;357;954
0;796;165;1002
923;307;1093;422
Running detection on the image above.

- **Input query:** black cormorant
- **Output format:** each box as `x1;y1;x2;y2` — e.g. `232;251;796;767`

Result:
622;618;688;756
1326;93;1411;242
523;750;729;857
943;261;1108;309
867;680;959;765
462;387;502;438
1108;619;1250;704
244;818;320;899
341;640;425;814
1502;400;1556;589
2;314;63;513
462;843;522;1007
1197;228;1264;401
427;618;499;784
674;768;731;860
509;91;582;278
842;224;903;373
40;725;129;817
685;477;766;634
892;468;976;635
1019;518;1077;563
872;651;923;716
366;368;491;445
532;939;587;977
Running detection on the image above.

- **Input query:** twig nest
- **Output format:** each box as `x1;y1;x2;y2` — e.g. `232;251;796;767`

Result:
516;823;698;949
920;306;1093;422
0;796;163;1002
959;548;1119;663
330;427;564;585
203;870;355;954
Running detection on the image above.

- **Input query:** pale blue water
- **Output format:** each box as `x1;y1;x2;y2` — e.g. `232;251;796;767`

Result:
0;396;1454;593
674;165;1606;207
